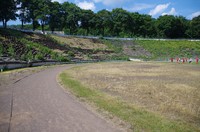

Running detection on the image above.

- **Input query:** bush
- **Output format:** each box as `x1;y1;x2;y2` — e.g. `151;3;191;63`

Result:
58;55;69;62
68;51;75;58
77;28;86;36
35;53;44;61
64;28;70;35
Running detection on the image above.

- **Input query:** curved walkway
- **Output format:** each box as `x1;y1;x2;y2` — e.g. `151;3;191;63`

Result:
0;65;122;132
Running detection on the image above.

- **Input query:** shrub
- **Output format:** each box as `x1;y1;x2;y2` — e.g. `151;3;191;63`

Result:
35;53;44;61
68;51;75;58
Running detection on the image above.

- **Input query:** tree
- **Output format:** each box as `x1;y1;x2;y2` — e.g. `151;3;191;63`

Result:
138;14;157;38
48;2;62;33
156;15;188;38
62;2;81;35
110;8;132;36
17;0;31;29
24;0;40;31
35;0;51;33
187;15;200;38
80;10;95;35
0;0;17;28
96;9;111;36
129;12;139;37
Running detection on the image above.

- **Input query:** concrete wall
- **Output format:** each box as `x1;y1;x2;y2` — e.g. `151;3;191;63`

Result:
0;60;98;71
0;61;61;71
0;61;27;70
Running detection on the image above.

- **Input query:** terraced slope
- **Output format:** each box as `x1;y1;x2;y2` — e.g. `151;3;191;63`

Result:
0;29;68;62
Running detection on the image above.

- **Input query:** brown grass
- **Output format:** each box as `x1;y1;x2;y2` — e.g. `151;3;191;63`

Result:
67;62;200;128
51;35;108;50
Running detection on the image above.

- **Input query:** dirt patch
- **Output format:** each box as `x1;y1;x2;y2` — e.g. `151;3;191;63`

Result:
51;35;107;50
66;62;200;128
120;40;152;57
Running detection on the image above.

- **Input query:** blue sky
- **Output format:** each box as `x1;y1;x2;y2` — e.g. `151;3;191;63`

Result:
59;0;200;18
4;0;200;25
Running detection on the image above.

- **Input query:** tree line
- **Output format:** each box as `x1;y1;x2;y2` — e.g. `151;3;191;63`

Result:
0;0;200;38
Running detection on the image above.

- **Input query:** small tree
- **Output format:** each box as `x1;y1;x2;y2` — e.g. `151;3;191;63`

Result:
0;0;17;28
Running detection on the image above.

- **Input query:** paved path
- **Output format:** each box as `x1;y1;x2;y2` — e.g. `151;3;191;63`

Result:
0;65;122;132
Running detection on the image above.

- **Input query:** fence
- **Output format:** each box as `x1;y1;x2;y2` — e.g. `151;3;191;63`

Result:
8;28;200;41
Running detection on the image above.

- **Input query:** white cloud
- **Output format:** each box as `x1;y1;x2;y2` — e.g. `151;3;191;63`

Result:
149;3;170;16
77;1;96;11
189;11;200;19
127;3;154;12
52;0;66;3
162;8;177;16
93;0;128;6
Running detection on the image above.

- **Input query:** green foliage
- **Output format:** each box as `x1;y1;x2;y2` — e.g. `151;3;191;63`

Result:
96;9;111;36
0;28;24;37
26;51;34;61
8;44;15;57
0;28;70;62
0;43;3;56
67;51;75;58
109;55;130;61
58;55;69;62
137;40;200;59
186;16;200;38
80;10;95;35
64;28;70;35
51;52;58;60
62;2;81;35
77;28;86;35
48;1;63;32
2;0;199;38
156;15;188;38
34;53;44;60
0;0;17;28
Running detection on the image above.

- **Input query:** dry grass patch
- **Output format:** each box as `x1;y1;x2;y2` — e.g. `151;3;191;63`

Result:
66;62;200;129
51;35;108;50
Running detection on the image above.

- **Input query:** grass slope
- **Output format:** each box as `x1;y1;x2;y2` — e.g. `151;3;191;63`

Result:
136;40;200;59
0;28;68;61
50;35;129;60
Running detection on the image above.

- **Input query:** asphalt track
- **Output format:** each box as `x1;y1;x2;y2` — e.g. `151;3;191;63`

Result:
0;65;122;132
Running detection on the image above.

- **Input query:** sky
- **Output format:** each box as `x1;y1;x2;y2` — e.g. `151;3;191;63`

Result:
4;0;200;25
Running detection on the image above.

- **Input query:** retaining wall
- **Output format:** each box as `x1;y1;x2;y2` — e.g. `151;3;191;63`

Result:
0;61;61;71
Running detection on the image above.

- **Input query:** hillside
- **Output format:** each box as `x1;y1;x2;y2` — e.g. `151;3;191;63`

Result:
0;29;132;62
50;35;122;60
2;28;199;63
0;28;68;62
136;40;200;60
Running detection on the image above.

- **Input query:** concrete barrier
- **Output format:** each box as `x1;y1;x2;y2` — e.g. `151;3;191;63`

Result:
0;61;27;70
0;60;98;71
0;61;61;71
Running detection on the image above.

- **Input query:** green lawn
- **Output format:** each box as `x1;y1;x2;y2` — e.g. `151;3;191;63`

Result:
136;40;200;59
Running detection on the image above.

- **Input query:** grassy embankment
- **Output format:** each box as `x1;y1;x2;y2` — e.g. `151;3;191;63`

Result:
51;35;129;60
136;40;200;60
60;62;200;132
0;28;69;61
